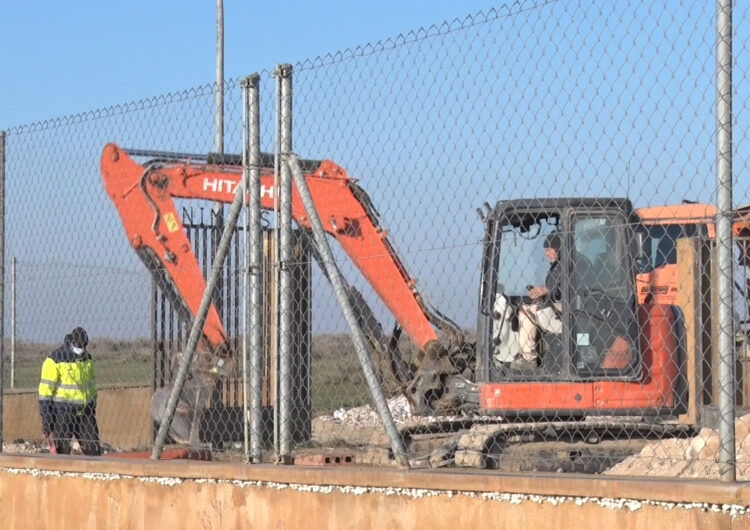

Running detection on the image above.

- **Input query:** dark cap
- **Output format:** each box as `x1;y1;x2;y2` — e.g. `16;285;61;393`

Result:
69;327;89;348
544;232;561;251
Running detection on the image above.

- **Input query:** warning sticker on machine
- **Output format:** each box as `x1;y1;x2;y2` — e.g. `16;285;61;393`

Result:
164;212;179;233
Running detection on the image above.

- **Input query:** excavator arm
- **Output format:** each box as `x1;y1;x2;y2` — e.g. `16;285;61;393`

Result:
101;143;462;384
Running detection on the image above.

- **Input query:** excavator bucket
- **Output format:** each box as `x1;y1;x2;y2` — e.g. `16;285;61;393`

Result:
149;351;222;446
150;387;196;445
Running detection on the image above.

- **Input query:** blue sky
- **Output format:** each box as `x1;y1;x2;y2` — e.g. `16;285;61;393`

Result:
1;1;512;342
2;2;748;344
1;1;503;128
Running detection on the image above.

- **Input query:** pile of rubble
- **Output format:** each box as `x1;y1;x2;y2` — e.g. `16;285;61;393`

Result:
312;396;414;447
312;395;467;448
604;414;750;479
318;395;485;427
320;395;416;427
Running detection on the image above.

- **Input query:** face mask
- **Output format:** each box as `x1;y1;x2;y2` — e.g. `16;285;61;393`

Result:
72;346;85;356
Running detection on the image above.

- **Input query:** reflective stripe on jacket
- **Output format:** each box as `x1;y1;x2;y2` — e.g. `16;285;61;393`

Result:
38;346;97;406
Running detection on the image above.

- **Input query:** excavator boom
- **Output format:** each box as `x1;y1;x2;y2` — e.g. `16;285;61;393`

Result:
101;142;441;357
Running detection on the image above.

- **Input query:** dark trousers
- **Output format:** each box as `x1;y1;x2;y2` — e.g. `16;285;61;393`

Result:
53;404;101;456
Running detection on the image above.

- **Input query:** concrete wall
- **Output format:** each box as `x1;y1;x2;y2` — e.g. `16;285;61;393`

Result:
3;385;151;449
1;454;750;529
4;387;750;528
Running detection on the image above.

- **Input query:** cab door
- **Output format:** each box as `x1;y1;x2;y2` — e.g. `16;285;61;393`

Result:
567;211;640;379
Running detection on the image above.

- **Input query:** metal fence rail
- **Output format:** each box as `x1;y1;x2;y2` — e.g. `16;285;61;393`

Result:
1;1;750;481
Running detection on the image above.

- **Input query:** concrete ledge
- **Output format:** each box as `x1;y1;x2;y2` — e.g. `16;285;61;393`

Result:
1;453;750;528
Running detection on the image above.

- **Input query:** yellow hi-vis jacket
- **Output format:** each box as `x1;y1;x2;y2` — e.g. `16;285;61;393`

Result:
38;344;97;407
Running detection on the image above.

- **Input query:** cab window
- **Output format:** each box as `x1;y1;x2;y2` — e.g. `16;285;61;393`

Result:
645;224;704;268
572;217;628;298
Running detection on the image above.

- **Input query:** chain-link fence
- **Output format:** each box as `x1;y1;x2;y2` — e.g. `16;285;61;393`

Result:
2;0;750;479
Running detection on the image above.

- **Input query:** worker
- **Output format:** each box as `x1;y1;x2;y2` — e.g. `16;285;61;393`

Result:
512;232;563;371
38;327;101;456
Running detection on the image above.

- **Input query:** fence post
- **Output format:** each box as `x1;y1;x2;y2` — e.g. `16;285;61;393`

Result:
716;0;736;482
241;73;263;463
212;0;226;317
275;63;294;463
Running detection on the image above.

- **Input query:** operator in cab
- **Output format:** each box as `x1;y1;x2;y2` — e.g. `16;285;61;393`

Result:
38;327;101;455
512;232;563;371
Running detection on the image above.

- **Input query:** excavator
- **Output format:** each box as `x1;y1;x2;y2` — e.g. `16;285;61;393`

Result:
100;142;466;444
100;142;750;467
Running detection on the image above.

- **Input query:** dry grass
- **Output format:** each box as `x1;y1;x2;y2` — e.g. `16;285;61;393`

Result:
2;335;389;416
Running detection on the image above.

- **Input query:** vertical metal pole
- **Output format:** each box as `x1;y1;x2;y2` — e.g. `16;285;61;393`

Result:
212;0;225;316
276;63;293;463
241;76;251;461
272;72;281;457
287;156;410;467
247;75;264;464
10;256;15;389
0;131;5;452
242;73;263;462
716;0;736;482
214;0;224;158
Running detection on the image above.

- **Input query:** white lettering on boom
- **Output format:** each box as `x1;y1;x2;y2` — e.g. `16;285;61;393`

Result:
202;178;275;200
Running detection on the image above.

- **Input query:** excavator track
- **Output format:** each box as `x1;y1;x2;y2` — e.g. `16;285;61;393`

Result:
411;418;696;472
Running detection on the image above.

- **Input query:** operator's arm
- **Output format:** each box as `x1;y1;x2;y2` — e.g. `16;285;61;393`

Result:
545;261;562;301
529;261;562;301
38;357;59;436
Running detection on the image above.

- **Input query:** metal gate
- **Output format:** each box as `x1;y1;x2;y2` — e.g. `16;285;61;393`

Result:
151;207;312;448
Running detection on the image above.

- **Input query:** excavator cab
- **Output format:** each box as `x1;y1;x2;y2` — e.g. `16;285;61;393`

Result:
477;198;642;384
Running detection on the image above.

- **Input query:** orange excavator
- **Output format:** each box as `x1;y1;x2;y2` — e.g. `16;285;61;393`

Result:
101;142;749;464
